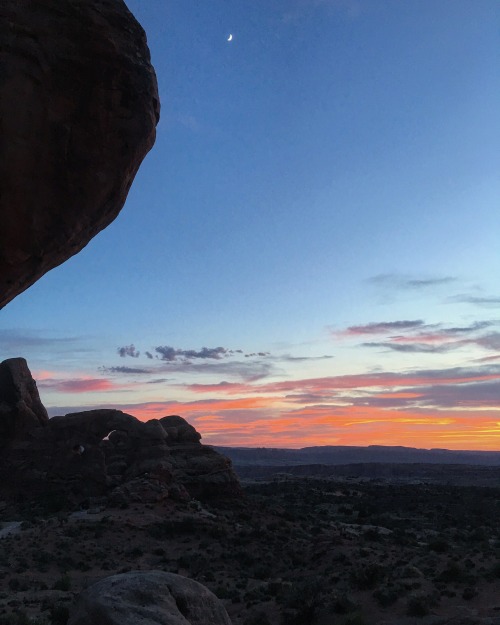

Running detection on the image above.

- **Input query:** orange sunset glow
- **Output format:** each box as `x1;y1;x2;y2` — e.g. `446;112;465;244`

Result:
36;356;500;450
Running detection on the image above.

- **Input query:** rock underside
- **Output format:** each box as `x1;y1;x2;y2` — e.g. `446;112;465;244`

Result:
0;358;242;506
0;0;160;308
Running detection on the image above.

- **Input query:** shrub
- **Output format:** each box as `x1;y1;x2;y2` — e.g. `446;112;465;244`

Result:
329;593;357;614
344;614;367;625
462;587;477;601
244;612;272;625
428;538;448;553
437;561;464;583
406;596;430;617
53;574;71;591
373;587;399;608
49;604;69;625
350;564;385;590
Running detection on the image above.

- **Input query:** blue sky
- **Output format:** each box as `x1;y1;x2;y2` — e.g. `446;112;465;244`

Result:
1;0;500;448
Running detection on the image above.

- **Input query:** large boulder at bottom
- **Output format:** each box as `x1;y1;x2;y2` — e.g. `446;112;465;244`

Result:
68;571;233;625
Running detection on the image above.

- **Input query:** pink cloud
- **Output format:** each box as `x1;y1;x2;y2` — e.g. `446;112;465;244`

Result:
39;377;118;393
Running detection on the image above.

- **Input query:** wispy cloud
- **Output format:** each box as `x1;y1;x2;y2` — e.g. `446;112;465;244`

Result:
473;332;500;351
368;274;457;290
0;329;94;361
359;380;500;410
362;342;453;354
100;366;151;375
450;295;500;308
341;320;425;336
280;354;334;362
39;377;118;393
333;317;498;356
185;364;500;396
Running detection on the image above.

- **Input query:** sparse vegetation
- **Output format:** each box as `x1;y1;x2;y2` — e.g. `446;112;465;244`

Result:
1;476;500;624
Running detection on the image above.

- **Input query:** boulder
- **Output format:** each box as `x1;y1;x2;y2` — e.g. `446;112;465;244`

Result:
68;570;233;625
160;415;202;444
0;0;160;308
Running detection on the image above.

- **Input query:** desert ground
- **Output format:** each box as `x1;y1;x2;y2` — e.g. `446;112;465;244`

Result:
1;475;500;625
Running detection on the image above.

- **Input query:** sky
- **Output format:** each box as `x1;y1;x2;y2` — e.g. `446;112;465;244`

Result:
1;0;500;450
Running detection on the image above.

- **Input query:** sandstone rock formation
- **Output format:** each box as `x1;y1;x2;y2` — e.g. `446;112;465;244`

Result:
0;359;242;506
0;357;48;439
68;571;233;625
0;0;160;308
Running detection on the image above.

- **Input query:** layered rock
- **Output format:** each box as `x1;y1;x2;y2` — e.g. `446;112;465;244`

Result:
68;571;233;625
0;0;160;308
0;359;242;506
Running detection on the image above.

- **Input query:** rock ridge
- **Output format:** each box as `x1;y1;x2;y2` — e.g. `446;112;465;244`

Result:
0;358;242;507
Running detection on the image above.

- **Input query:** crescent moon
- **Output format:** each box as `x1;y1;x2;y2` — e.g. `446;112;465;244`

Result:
227;34;233;42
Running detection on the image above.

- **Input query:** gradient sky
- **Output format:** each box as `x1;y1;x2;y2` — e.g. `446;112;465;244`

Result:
1;0;500;449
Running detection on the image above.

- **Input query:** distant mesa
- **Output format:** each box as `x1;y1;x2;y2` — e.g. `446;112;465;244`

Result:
0;0;160;308
0;358;242;507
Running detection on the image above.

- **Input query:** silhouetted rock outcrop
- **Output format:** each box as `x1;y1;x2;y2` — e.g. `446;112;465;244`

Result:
0;357;48;440
0;359;241;506
0;0;160;308
68;571;233;625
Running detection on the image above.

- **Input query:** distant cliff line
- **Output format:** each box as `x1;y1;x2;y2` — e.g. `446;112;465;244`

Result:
214;444;500;467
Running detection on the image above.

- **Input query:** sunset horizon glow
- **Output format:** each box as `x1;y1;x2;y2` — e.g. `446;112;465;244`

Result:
32;318;500;451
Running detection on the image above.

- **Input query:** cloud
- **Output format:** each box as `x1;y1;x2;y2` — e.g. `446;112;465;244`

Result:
474;354;500;363
362;341;455;354
472;332;500;351
185;364;500;397
368;274;457;290
39;378;117;393
280;354;334;362
155;345;229;362
117;344;140;358
450;295;500;307
41;361;500;448
0;329;78;348
162;359;275;382
443;321;494;335
342;320;425;336
100;366;150;375
343;380;500;411
187;381;250;394
340;319;499;354
45;394;500;450
0;329;94;360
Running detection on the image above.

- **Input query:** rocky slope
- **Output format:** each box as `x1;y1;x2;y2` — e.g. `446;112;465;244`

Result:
0;0;159;308
0;358;242;507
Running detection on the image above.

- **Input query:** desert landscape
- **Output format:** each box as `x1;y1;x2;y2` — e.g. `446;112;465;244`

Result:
2;466;500;624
